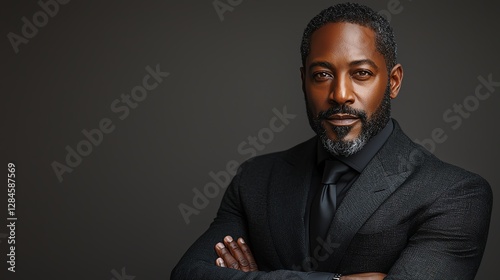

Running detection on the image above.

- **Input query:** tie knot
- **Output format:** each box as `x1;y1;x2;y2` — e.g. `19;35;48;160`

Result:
322;160;350;184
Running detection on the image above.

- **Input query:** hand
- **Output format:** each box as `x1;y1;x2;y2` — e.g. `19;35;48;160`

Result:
214;235;259;272
342;272;387;280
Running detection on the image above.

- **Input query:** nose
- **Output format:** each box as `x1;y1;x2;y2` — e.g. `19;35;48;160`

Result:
328;74;354;105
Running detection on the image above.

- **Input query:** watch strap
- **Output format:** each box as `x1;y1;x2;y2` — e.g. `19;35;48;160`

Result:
332;273;342;280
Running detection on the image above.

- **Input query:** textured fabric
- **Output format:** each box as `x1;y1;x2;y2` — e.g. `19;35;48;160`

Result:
171;120;492;280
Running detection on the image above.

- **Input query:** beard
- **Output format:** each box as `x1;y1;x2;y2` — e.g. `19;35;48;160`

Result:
306;85;391;157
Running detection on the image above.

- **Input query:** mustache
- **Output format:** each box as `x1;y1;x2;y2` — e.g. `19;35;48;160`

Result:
316;105;367;121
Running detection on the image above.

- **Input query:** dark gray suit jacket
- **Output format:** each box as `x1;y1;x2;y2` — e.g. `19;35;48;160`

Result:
171;120;492;280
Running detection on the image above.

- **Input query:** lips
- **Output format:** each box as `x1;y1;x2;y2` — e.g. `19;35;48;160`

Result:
326;114;359;126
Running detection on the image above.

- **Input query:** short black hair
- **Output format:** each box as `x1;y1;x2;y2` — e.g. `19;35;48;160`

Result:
300;2;397;72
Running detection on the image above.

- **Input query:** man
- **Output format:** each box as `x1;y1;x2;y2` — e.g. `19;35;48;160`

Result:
171;3;492;280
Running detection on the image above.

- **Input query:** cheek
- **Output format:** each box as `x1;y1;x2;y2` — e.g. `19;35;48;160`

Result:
306;95;326;117
353;81;387;114
305;86;330;114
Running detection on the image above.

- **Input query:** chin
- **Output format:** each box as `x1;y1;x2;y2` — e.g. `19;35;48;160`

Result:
325;127;360;142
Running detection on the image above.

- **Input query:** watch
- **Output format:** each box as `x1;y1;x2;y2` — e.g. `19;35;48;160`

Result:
332;273;342;280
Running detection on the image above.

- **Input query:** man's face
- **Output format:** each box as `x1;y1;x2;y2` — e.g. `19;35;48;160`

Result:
301;22;402;156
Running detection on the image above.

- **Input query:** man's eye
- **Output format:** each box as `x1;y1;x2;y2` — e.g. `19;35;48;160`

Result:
353;70;373;78
313;72;332;81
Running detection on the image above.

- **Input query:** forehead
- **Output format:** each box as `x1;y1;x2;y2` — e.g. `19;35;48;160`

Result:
307;22;383;66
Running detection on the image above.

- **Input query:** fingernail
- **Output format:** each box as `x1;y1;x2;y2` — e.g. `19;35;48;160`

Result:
217;258;225;267
216;242;225;249
239;238;245;244
224;236;233;242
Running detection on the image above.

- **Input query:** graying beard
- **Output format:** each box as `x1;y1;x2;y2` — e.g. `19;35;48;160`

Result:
320;130;369;157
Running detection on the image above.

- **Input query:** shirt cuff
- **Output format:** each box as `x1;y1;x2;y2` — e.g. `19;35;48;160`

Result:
306;271;335;280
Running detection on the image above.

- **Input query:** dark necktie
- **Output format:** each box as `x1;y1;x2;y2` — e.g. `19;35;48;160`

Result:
310;159;350;254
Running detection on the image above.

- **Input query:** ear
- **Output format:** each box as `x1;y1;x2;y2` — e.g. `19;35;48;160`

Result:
389;63;403;99
300;66;306;93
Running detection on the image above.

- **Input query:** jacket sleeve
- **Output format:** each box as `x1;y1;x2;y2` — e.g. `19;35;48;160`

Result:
385;174;493;280
170;162;334;280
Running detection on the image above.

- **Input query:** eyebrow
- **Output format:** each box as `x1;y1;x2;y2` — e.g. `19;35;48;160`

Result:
308;59;379;71
308;61;333;71
349;59;379;70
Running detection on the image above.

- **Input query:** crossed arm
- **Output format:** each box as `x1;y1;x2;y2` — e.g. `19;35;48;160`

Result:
214;234;386;280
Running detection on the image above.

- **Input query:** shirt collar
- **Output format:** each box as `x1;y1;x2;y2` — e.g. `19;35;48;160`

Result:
317;119;394;173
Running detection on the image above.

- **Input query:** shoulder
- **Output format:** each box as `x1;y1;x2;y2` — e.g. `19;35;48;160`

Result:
242;136;316;164
389;120;491;198
236;136;317;177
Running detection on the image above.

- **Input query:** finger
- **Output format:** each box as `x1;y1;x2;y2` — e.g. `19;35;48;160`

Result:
224;235;251;272
215;242;240;270
238;238;258;271
216;257;226;267
215;243;223;258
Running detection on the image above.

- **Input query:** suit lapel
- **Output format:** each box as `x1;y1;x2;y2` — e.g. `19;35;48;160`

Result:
318;125;414;271
267;137;317;269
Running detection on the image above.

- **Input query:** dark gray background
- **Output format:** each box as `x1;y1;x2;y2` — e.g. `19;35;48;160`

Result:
2;0;498;279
